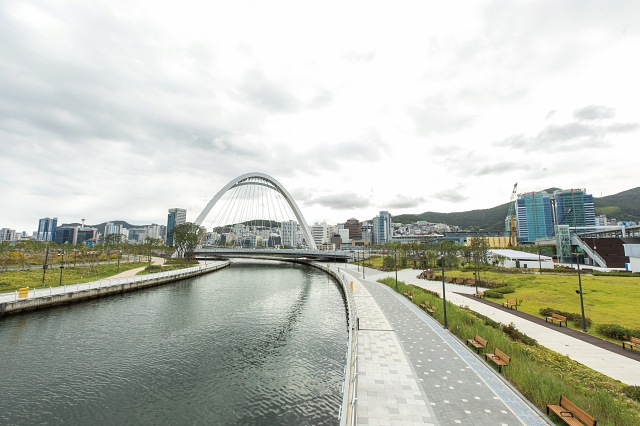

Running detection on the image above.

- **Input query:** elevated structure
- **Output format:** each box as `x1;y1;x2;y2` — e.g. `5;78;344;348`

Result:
195;172;318;250
194;247;351;262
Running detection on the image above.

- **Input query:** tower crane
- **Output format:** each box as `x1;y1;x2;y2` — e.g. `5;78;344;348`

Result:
504;183;518;247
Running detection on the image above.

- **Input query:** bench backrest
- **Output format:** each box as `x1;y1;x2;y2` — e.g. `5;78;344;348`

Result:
507;300;516;305
631;336;640;344
494;348;510;364
552;313;567;321
559;396;596;425
431;306;437;311
474;335;487;347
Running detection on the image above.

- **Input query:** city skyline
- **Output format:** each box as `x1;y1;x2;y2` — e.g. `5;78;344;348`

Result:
1;1;639;231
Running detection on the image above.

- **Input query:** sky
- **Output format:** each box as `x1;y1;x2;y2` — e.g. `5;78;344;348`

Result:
1;0;639;232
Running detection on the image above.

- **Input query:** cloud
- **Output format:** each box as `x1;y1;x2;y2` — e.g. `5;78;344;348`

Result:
385;195;426;209
433;188;468;203
494;116;639;152
474;162;536;176
573;105;615;121
409;97;474;135
305;193;371;210
240;69;300;112
341;51;376;63
545;110;556;119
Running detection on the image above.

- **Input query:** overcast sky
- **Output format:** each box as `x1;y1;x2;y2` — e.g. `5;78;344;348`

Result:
1;0;639;232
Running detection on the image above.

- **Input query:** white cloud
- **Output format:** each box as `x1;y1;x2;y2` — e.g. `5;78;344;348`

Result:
1;0;639;231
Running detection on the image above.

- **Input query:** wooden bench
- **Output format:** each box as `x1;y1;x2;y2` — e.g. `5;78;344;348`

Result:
622;336;640;351
502;299;518;310
466;334;487;354
484;348;510;373
546;313;568;327
403;291;415;300
546;395;597;426
426;305;437;315
473;291;484;298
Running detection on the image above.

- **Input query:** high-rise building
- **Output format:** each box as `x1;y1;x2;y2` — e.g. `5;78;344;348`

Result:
373;211;392;244
282;220;299;247
167;208;187;247
344;218;362;240
311;221;333;245
516;192;555;243
37;217;58;241
54;227;79;245
553;189;596;228
0;228;16;242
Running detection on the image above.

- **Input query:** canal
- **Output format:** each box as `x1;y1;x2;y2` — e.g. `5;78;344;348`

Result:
0;260;348;425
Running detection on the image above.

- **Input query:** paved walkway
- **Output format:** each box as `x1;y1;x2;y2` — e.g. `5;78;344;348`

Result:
337;266;550;426
358;266;640;387
109;256;165;278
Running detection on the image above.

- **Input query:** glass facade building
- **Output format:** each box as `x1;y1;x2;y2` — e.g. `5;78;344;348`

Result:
553;189;596;228
516;192;554;243
37;217;58;241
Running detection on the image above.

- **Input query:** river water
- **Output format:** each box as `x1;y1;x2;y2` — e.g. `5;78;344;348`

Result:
0;260;347;425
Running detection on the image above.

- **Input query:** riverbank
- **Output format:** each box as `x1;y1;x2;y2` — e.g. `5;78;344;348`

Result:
0;260;230;316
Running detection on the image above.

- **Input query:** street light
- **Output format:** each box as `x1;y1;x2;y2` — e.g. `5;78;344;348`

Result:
394;249;398;291
440;244;448;330
57;250;65;287
575;252;588;333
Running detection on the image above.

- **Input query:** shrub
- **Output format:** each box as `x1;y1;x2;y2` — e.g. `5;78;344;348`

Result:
494;286;515;294
502;322;537;346
622;386;640;402
596;323;634;341
484;290;504;299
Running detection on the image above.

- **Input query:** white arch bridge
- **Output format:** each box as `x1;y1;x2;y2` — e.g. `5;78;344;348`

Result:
192;172;349;260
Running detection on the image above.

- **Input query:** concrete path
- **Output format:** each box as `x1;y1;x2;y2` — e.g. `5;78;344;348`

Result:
359;266;640;387
338;266;550;426
109;256;165;278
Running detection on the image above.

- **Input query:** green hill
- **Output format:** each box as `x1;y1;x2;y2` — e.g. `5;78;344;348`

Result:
594;187;640;222
394;187;640;230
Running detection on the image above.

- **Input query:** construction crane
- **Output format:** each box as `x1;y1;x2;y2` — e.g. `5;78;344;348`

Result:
504;183;518;247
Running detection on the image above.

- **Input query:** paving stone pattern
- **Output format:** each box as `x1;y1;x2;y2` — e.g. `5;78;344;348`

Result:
344;269;550;426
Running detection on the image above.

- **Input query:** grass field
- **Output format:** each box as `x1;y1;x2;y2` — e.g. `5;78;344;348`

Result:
0;263;147;293
136;259;199;275
443;269;640;335
378;277;640;425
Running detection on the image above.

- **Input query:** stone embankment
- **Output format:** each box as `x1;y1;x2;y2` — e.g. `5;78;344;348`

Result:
0;261;230;316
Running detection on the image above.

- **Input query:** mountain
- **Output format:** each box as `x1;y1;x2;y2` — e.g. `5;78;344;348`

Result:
594;187;640;222
393;187;640;231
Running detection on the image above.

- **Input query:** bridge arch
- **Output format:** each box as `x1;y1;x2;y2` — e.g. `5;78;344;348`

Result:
195;172;318;250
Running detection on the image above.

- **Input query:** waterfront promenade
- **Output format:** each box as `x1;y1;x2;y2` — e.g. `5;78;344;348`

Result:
365;267;640;387
336;266;550;426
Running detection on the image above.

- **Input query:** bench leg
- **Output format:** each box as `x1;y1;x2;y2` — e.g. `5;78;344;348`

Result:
498;365;502;373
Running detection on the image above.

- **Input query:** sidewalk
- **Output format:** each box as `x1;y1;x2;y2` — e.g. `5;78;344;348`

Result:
337;266;550;426
363;266;640;387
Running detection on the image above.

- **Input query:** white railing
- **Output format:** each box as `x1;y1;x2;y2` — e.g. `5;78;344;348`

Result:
329;266;358;426
9;262;226;302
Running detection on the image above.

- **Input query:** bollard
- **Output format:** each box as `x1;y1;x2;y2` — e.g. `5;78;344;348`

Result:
14;290;17;301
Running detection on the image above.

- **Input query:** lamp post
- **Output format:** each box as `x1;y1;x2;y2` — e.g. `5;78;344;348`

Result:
473;271;478;295
538;242;542;274
441;245;448;330
362;246;365;280
394;249;398;291
575;253;588;333
42;245;50;284
57;250;65;287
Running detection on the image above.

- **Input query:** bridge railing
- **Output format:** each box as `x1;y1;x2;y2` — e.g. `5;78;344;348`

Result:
195;247;352;258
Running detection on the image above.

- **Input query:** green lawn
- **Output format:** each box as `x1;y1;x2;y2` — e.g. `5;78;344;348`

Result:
443;269;640;334
0;263;147;293
136;260;199;275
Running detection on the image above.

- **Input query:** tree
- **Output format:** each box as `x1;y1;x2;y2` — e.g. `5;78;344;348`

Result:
173;222;201;260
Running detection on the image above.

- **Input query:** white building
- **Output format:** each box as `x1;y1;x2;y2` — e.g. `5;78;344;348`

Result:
373;211;392;244
338;228;350;243
489;249;554;269
311;221;334;246
623;244;640;272
282;220;299;247
0;228;16;242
